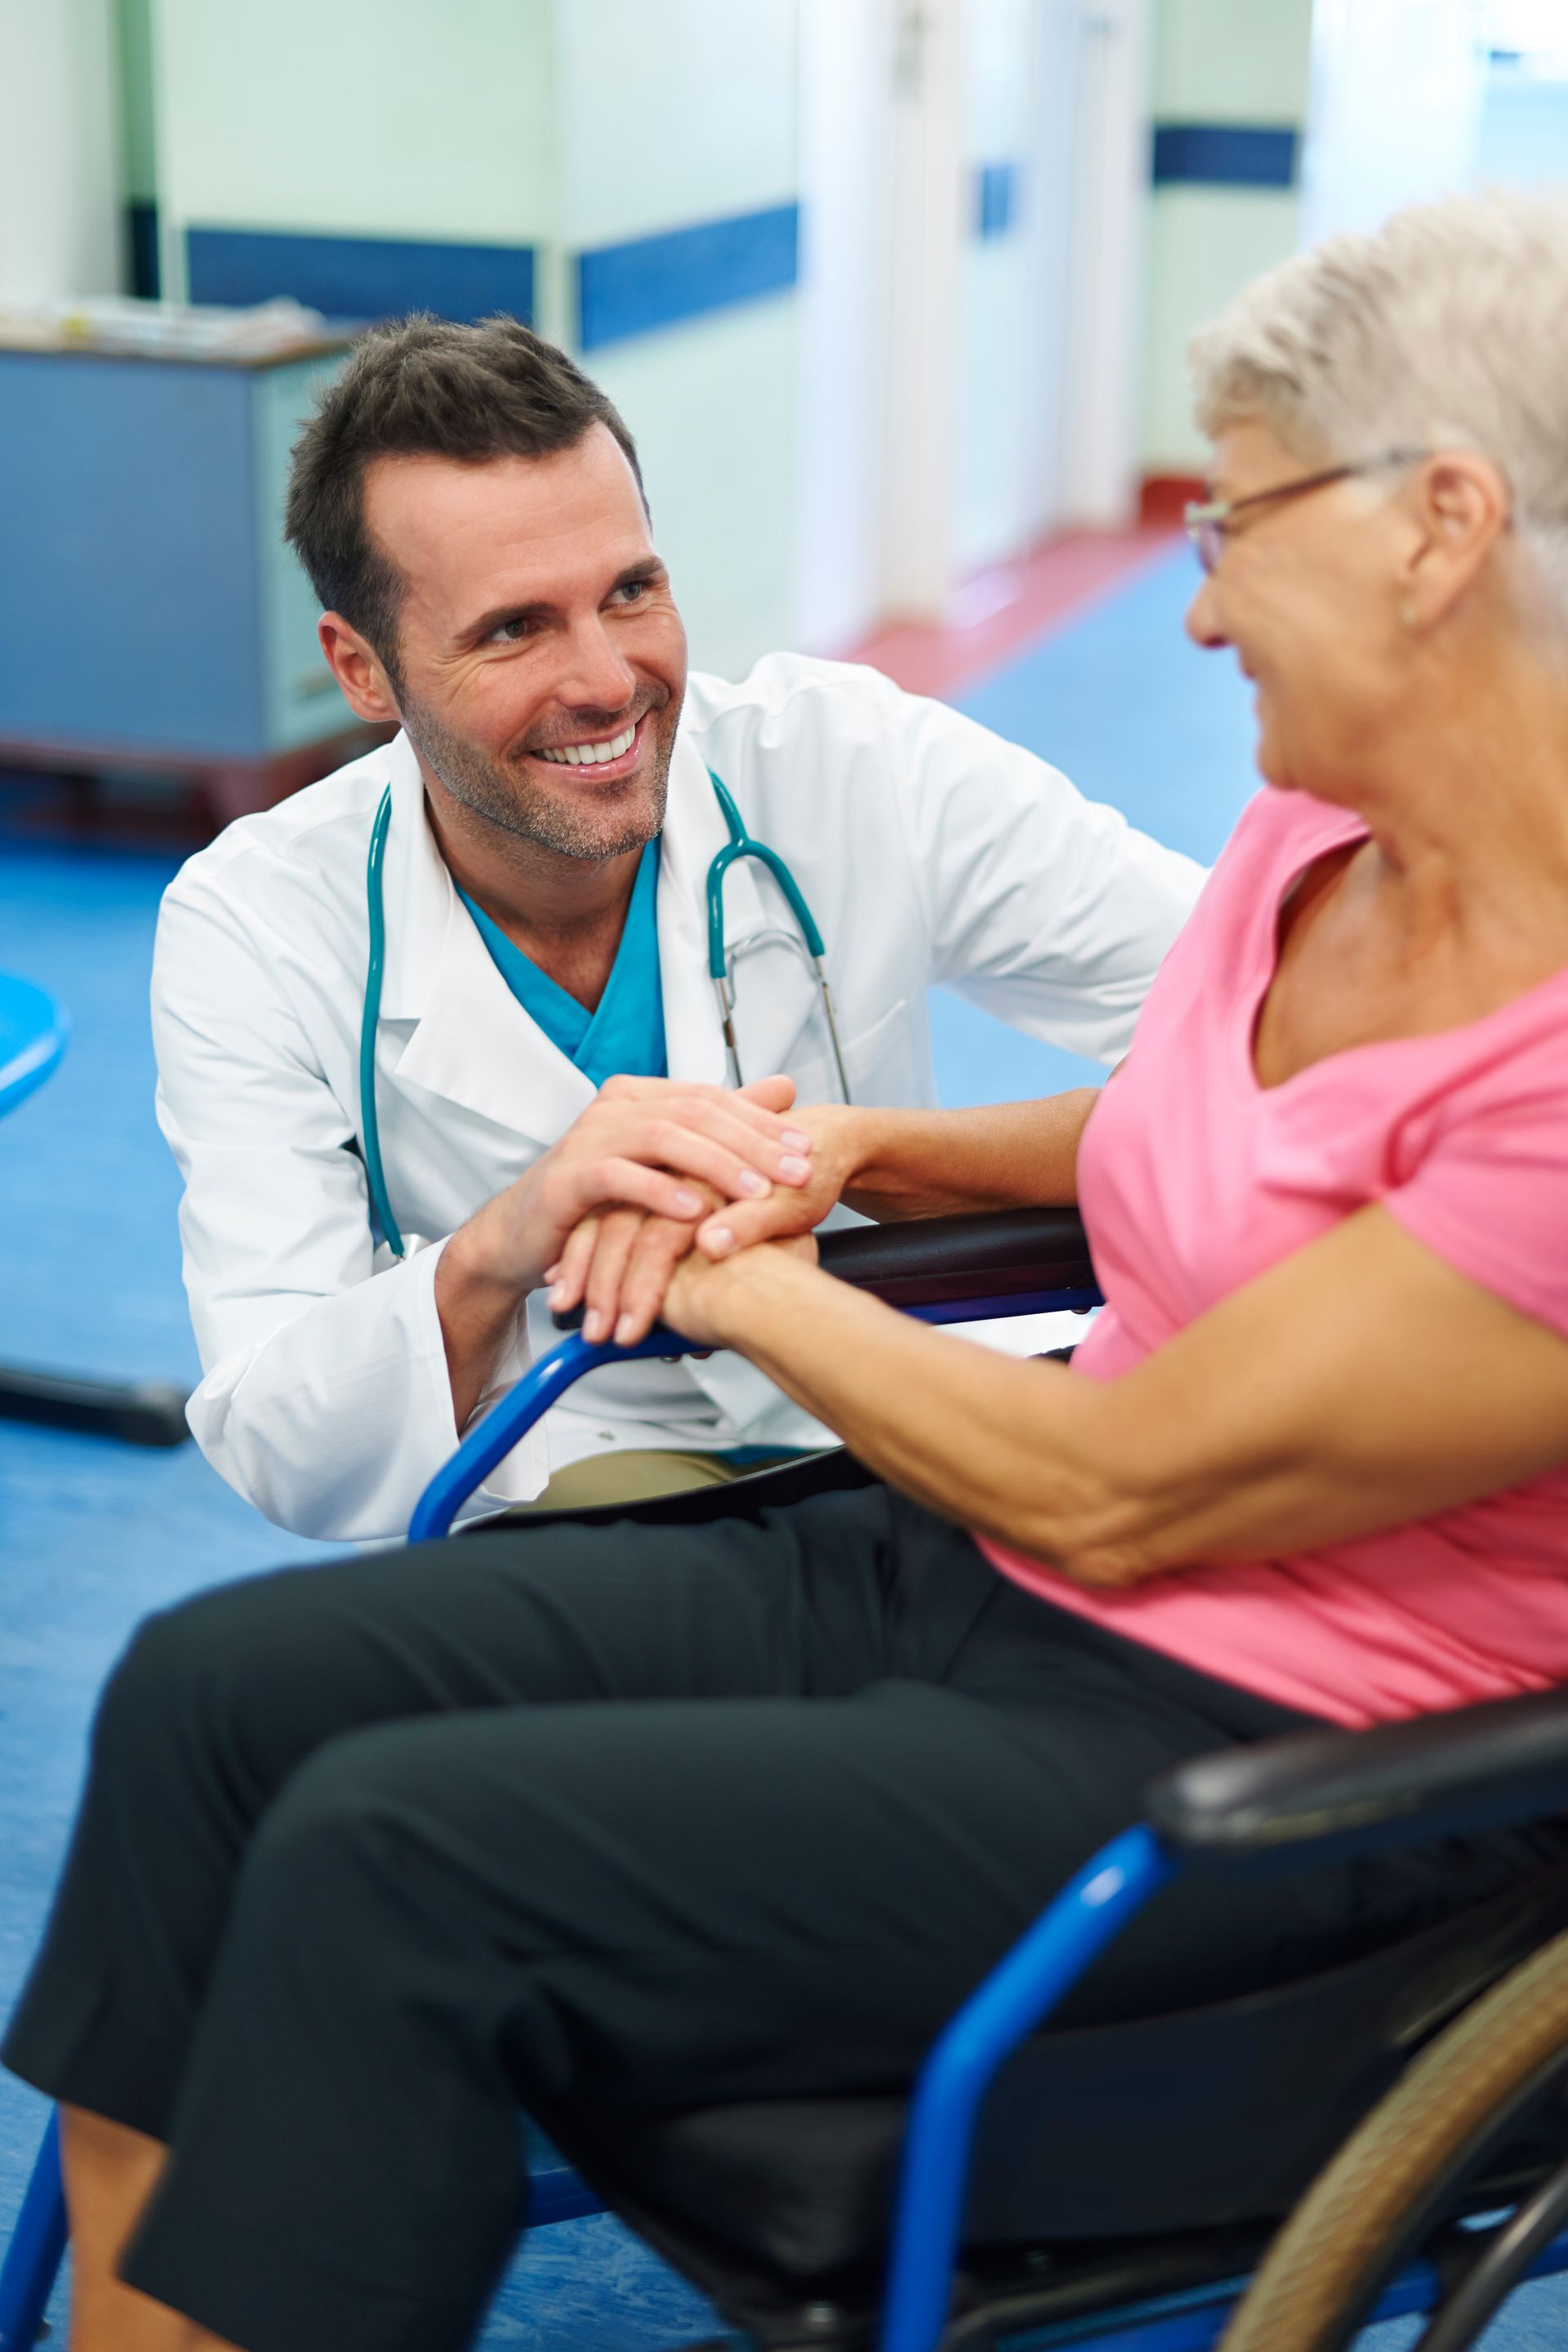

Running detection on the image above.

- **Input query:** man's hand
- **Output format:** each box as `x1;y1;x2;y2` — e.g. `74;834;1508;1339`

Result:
546;1102;861;1345
544;1196;718;1347
434;1074;813;1424
448;1074;813;1299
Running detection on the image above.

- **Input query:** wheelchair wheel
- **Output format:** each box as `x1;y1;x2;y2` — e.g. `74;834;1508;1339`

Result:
1221;1920;1568;2352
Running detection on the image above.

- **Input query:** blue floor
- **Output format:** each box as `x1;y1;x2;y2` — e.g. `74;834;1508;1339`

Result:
929;546;1256;1102
2;547;1558;2349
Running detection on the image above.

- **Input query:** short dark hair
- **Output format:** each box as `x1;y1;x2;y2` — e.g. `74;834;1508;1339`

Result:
284;312;644;679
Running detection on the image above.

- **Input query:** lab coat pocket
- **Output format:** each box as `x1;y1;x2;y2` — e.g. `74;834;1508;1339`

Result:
785;996;915;1111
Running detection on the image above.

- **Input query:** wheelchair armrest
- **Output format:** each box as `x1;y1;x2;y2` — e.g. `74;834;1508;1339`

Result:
553;1205;1097;1328
815;1205;1094;1307
1150;1685;1568;1867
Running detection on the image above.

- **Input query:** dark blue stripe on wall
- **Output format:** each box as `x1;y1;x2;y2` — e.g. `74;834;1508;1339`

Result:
975;162;1021;239
1152;124;1298;189
185;228;534;325
577;203;799;351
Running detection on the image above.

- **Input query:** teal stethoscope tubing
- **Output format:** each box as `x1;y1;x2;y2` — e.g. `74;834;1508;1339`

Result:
360;768;850;1261
362;783;404;1257
703;767;851;1107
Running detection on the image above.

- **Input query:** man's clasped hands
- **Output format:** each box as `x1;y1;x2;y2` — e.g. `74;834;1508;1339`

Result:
542;1072;846;1351
443;1072;858;1365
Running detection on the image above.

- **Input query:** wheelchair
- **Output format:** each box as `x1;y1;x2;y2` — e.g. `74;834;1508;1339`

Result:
6;1206;1568;2352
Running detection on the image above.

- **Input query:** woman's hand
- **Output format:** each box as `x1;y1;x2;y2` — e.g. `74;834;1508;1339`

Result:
660;1232;820;1350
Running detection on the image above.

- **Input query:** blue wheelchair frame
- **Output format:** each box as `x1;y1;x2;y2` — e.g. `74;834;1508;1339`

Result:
7;1281;1568;2352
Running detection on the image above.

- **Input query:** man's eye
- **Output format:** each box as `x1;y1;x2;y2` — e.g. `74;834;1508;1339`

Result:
611;580;648;606
487;617;534;644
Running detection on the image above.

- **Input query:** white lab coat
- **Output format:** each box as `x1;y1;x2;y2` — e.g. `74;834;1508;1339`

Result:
153;653;1203;1541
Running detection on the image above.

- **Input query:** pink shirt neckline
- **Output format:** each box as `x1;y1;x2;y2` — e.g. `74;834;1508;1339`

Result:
1238;801;1568;1104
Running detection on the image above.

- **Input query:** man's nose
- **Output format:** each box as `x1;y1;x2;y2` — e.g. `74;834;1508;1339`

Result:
555;618;638;715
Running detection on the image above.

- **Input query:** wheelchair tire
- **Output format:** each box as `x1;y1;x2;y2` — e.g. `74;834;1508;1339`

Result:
1219;1918;1568;2352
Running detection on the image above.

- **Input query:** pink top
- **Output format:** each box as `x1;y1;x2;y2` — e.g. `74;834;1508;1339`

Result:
979;786;1568;1727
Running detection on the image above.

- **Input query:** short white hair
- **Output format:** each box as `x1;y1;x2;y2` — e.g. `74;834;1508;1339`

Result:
1188;187;1568;627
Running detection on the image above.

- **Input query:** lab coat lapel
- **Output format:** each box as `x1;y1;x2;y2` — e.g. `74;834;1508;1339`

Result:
380;733;597;1147
657;737;827;1430
376;732;448;1023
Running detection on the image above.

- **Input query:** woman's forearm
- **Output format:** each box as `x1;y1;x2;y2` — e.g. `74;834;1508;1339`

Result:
832;1089;1101;1221
685;1205;1568;1589
697;1247;1134;1565
687;1091;1103;1269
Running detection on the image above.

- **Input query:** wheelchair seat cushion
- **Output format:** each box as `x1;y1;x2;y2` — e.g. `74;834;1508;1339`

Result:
548;1867;1568;2328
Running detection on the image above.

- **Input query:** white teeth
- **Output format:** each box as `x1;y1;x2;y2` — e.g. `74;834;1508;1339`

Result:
537;723;637;766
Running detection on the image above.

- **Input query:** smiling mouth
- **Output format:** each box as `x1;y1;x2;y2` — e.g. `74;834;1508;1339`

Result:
532;716;642;769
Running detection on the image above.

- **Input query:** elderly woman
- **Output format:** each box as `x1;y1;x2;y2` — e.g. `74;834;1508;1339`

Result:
14;189;1568;2352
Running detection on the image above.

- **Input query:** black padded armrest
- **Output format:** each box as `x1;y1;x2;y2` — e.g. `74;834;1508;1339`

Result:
552;1206;1096;1329
815;1206;1094;1308
1150;1686;1568;1868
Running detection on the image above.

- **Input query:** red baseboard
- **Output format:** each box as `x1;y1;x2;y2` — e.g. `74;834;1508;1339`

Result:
842;523;1181;702
1139;474;1205;528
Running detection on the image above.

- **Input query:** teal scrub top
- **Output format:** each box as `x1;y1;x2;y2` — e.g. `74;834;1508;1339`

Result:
458;836;668;1086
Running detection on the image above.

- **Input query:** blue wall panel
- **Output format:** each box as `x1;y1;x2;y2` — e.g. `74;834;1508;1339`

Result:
186;228;534;326
577;203;799;350
975;162;1021;239
0;352;265;758
1152;124;1298;189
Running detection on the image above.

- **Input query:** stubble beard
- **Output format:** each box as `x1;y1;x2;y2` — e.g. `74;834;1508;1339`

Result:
399;689;678;864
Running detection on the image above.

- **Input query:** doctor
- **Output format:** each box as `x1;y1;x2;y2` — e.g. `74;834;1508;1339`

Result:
153;313;1202;1542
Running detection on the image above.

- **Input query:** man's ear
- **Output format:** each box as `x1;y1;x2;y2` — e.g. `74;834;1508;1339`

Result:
318;613;401;724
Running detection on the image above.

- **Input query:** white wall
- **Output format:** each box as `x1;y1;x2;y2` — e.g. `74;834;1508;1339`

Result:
551;0;801;679
145;0;800;681
956;0;1084;570
1059;0;1153;525
880;0;966;620
0;0;122;301
1138;0;1313;474
550;0;796;251
1141;186;1301;467
149;0;555;300
1301;0;1488;246
792;0;896;653
115;0;157;209
127;0;1156;668
592;303;802;681
795;0;1151;637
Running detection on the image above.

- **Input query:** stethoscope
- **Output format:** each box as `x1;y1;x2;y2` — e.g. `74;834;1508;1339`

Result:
359;768;851;1260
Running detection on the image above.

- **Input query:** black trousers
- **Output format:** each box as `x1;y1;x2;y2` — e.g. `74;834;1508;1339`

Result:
4;1486;1555;2352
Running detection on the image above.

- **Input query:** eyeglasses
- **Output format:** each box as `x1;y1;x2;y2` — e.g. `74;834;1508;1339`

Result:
1183;449;1429;574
